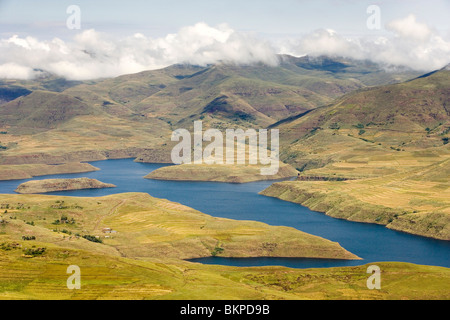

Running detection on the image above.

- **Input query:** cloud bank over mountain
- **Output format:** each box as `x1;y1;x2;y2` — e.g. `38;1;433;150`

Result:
280;14;450;71
0;23;278;80
1;15;449;80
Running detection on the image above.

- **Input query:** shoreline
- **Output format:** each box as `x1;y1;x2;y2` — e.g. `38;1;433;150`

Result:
260;181;450;242
1;155;448;243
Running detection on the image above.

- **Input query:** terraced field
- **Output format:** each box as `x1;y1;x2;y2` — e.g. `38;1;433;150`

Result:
0;192;358;260
261;153;450;240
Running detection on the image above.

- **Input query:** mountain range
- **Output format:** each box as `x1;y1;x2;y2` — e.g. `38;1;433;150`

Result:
0;54;423;162
0;54;421;131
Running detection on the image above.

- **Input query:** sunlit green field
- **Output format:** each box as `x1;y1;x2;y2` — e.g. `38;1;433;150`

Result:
0;192;448;300
1;246;449;300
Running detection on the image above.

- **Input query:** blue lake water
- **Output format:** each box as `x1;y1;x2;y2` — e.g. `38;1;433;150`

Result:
1;158;449;269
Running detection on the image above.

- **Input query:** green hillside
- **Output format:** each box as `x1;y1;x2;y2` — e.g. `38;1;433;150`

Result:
0;91;96;133
262;67;450;240
0;73;85;105
277;67;450;170
0;192;358;260
0;192;448;300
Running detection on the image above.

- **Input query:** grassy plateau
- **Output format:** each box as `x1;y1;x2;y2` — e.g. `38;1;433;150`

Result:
0;193;448;300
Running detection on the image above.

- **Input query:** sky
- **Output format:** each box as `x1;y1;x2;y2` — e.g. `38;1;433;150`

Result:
0;0;449;79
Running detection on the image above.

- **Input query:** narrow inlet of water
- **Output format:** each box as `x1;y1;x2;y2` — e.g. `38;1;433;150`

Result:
1;159;448;268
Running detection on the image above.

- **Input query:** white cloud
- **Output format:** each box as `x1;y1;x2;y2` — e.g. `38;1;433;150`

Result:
0;17;449;81
282;14;450;71
386;14;433;42
0;23;278;80
0;63;34;79
282;29;365;60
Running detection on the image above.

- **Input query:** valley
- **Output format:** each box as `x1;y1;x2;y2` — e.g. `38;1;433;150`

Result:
0;55;448;300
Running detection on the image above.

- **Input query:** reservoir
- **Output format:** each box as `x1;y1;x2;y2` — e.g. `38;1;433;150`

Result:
0;158;448;268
